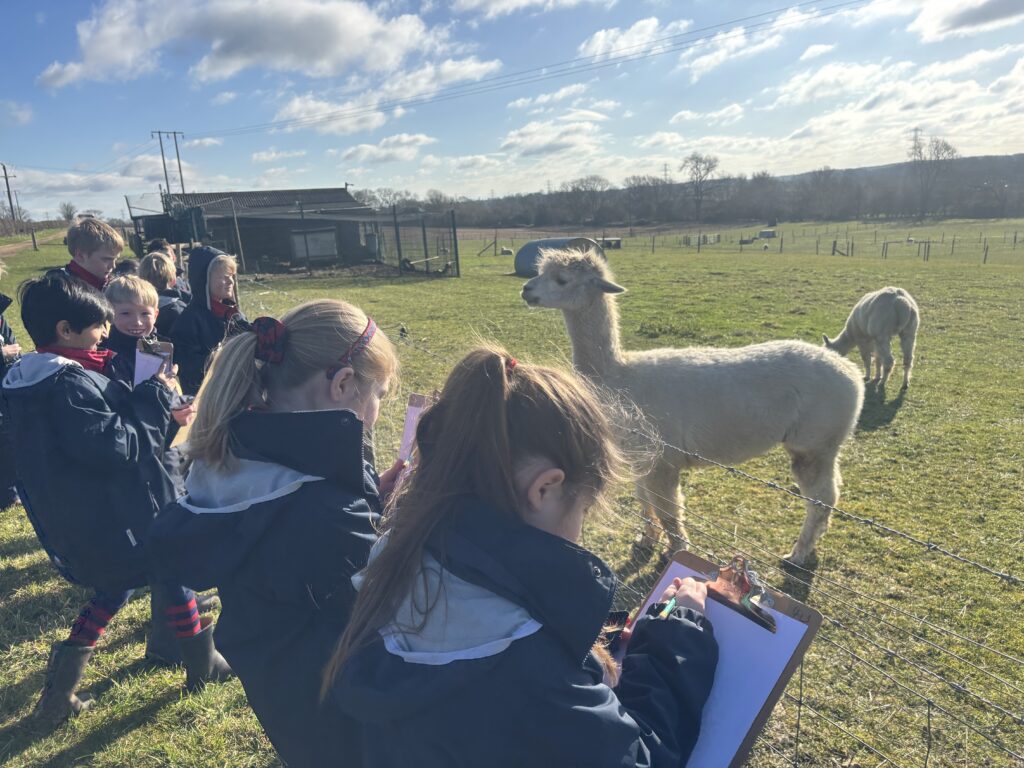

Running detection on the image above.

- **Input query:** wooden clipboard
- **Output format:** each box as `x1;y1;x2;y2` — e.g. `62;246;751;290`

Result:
635;550;822;768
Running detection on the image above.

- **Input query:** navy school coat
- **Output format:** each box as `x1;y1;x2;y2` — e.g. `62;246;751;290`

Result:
1;352;175;591
334;497;719;768
148;409;380;768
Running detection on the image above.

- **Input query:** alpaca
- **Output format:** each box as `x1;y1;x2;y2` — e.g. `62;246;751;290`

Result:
823;287;919;390
521;249;864;564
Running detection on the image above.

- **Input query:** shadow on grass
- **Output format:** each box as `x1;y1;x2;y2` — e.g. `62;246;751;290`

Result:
0;533;41;560
778;551;818;603
0;661;180;767
857;384;907;432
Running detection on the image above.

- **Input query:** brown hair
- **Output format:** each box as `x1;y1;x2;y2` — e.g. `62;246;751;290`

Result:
187;299;398;469
322;345;625;696
66;218;123;258
104;275;158;308
139;253;176;290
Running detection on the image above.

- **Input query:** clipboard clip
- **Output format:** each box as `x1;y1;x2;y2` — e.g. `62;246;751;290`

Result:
703;555;778;634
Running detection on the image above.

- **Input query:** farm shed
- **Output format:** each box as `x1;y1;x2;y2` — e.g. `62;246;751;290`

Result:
129;187;377;269
514;237;604;277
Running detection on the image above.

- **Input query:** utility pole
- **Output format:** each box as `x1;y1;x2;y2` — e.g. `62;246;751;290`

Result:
1;163;17;233
151;131;172;196
170;131;186;194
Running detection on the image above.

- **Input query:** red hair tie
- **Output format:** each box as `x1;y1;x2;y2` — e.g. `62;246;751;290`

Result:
326;317;377;379
506;357;518;374
252;316;288;364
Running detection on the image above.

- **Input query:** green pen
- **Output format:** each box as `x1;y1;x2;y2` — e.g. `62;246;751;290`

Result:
658;597;677;619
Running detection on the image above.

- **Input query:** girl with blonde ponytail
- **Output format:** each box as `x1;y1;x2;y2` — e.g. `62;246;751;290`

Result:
149;299;398;768
324;346;719;768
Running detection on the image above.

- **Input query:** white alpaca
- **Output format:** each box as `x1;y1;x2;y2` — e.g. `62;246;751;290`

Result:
823;287;919;390
521;249;864;564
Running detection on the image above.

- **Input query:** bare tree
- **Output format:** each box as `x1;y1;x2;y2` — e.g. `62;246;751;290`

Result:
679;152;719;222
908;128;959;219
560;175;611;224
58;201;78;221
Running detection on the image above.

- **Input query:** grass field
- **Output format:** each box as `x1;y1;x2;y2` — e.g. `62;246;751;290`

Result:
1;219;1022;766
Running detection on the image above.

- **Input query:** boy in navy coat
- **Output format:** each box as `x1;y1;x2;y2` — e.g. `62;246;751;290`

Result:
1;274;230;728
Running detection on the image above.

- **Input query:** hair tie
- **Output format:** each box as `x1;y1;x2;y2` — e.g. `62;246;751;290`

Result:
253;316;288;364
326;317;377;379
506;357;518;375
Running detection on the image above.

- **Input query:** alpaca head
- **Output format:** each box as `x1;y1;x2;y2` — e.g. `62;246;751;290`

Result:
822;334;836;351
520;248;624;312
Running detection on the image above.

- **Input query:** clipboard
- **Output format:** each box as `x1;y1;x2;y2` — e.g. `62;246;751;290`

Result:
134;339;174;387
633;551;821;768
399;393;431;463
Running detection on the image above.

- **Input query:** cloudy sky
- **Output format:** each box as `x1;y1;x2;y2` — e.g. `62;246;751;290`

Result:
3;0;1024;218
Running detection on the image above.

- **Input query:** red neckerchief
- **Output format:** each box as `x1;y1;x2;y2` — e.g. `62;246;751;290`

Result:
66;261;107;291
211;298;239;320
36;345;116;375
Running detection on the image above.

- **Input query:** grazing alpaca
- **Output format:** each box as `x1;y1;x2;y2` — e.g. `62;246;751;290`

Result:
823;287;919;390
521;249;864;564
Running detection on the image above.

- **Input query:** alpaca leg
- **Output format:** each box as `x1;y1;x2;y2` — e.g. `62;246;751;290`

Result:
899;329;916;389
876;337;895;388
785;451;840;565
636;460;688;551
857;343;872;381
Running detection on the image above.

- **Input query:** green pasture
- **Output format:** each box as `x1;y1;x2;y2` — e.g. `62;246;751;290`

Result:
1;220;1022;766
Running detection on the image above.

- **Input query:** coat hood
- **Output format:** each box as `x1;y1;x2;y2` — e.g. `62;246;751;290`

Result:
0;293;11;316
186;246;226;311
2;352;79;391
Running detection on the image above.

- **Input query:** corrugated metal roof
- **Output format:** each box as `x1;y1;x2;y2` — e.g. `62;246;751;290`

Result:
165;187;365;216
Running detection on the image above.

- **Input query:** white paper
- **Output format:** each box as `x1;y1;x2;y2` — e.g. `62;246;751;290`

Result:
134;350;166;387
399;394;429;463
640;563;810;768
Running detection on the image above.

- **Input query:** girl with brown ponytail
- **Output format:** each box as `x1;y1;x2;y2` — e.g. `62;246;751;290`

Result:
149;299;398;768
324;345;718;767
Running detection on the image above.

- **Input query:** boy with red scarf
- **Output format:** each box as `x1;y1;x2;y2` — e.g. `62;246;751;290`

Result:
0;274;232;730
170;247;244;395
52;218;123;291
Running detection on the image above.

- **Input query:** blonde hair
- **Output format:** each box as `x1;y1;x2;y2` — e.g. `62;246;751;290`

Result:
67;218;123;257
139;254;176;290
104;275;159;308
209;254;237;276
188;299;398;469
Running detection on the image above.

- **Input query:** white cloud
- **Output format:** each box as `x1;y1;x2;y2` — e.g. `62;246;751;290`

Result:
452;0;610;20
800;44;835;61
907;0;1024;41
252;147;307;163
768;61;915;108
452;154;504;171
559;108;610;122
1;100;33;126
211;91;237;106
989;56;1024;93
578;17;692;60
184;137;223;148
273;55;499;136
37;0;449;89
508;83;587;109
500;119;604;156
589;98;620;111
919;43;1024;79
341;133;438;163
670;102;744;126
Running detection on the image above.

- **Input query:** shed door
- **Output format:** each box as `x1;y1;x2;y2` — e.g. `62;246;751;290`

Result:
291;228;338;262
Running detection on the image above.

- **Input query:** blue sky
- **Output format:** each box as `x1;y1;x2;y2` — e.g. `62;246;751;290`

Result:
2;0;1024;219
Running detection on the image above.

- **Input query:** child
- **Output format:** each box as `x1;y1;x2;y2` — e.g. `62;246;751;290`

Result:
139;253;189;337
53;218;123;291
325;347;719;767
0;263;22;509
171;247;244;395
149;300;399;768
1;274;231;728
112;257;139;277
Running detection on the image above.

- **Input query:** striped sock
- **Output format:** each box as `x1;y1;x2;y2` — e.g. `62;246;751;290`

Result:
67;600;116;647
165;597;201;638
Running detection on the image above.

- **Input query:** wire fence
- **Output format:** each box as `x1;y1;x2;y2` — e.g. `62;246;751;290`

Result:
226;269;1023;765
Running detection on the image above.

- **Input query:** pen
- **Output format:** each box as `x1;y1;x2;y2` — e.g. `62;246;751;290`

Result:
658;597;677;619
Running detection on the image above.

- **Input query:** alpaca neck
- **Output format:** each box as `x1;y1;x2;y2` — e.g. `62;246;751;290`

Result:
562;295;624;377
830;327;856;355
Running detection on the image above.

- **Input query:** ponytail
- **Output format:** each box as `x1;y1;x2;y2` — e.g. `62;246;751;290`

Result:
186;299;398;470
322;344;625;697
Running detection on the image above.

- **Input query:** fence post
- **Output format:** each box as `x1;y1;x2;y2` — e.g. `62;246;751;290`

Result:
778;234;783;254
421;216;430;269
393;204;404;275
450;209;460;277
230;197;247;273
816;236;820;255
1014;232;1018;249
30;227;38;251
850;238;854;258
298;201;311;275
951;235;955;256
651;234;655;254
983;241;988;264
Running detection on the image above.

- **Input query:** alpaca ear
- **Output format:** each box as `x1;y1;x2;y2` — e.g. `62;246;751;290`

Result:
822;334;830;346
596;278;625;294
